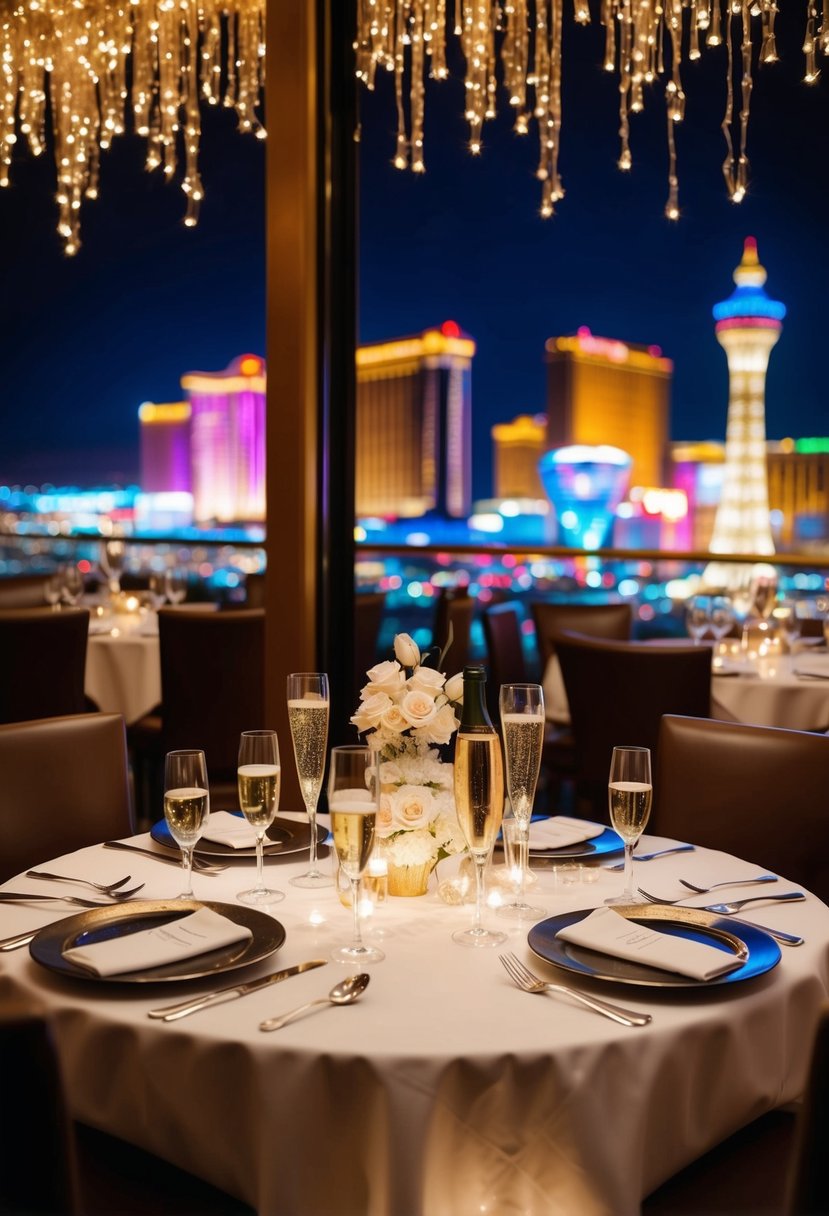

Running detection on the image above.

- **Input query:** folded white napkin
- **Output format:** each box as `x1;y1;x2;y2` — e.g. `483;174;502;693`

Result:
201;810;259;849
63;907;253;977
528;817;606;851
556;906;742;980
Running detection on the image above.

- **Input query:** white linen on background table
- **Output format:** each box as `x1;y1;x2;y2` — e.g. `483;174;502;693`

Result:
2;818;828;1216
84;632;161;724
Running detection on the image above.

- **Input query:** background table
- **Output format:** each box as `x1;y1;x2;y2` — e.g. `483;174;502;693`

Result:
2;823;828;1216
85;631;161;724
711;653;829;731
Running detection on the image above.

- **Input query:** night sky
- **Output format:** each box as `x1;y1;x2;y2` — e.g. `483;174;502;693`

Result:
1;7;827;502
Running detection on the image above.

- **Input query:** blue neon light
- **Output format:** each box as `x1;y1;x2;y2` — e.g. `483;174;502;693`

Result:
712;285;786;323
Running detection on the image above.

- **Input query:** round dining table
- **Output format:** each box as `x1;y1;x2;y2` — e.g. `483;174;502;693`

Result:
2;817;828;1216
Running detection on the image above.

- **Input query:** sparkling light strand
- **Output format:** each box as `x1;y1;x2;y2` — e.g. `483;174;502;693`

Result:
0;0;264;255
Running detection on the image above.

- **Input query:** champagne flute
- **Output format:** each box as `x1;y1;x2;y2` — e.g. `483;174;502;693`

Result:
497;683;547;921
328;745;384;965
163;749;210;899
605;746;652;906
287;673;331;888
237;730;284;905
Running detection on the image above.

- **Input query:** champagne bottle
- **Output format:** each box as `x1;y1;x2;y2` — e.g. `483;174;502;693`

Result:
454;664;504;858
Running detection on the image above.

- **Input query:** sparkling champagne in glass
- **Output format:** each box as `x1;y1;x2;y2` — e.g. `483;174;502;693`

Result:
287;673;331;888
497;683;547;921
329;745;384;965
163;749;210;899
605;746;652;906
237;730;284;905
453;665;506;948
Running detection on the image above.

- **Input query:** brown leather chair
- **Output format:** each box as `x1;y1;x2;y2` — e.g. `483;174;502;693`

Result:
0;712;134;882
652;714;829;903
130;608;265;817
0;574;53;609
353;591;386;700
0;608;90;725
555;632;712;817
433;588;475;674
530;600;633;669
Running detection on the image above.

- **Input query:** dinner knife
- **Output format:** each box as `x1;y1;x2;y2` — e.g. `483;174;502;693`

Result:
147;959;328;1021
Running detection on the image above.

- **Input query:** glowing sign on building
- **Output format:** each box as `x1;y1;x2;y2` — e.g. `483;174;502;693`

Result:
539;445;632;549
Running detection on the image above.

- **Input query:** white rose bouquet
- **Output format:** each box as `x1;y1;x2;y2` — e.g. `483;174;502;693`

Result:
351;632;467;869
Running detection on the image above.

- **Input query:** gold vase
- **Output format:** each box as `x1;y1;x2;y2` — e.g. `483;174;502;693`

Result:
386;859;434;897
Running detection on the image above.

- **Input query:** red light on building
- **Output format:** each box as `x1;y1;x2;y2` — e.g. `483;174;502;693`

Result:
441;320;460;338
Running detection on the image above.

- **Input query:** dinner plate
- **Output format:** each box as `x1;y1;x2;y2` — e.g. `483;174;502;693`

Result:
150;814;328;859
523;825;625;862
528;903;781;988
29;899;286;984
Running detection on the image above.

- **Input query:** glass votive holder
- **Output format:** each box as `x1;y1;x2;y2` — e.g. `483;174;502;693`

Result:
501;818;538;890
557;862;581;887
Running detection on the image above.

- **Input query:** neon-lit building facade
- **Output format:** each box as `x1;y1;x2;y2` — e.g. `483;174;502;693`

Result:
355;322;474;519
545;329;673;489
539;445;632;549
707;238;784;568
491;413;547;499
138;401;192;494
181;354;266;524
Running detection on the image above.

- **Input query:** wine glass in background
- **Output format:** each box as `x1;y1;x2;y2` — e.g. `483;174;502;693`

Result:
61;564;84;607
100;538;125;595
147;572;167;611
497;682;547;921
165;567;187;605
328;744;384;965
774;597;802;653
287;673;331;888
605;746;653;907
237;730;284;905
709;595;735;643
685;595;711;644
163;749;210;899
44;573;62;611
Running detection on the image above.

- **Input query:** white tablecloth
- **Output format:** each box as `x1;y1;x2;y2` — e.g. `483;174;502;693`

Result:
2;822;828;1216
85;631;161;724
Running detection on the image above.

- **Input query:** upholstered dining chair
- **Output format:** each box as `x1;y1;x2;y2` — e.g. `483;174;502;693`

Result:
0;712;134;882
0;607;90;726
0;573;53;609
433;588;475;674
353;591;386;700
129;608;265;818
530;600;633;670
554;632;712;817
652;714;829;904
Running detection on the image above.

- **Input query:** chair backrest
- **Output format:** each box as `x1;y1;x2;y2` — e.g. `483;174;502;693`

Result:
0;574;52;609
0;996;80;1214
0;712;133;882
482;602;528;719
244;571;266;609
433;589;475;674
531;600;633;668
555;632;712;806
0;608;89;725
157;608;265;778
653;715;829;903
353;592;386;698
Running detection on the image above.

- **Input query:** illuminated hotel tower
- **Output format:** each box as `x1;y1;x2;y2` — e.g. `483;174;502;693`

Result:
356;322;474;519
706;238;785;578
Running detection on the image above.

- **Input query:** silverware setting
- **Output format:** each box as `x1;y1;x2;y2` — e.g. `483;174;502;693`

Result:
147;959;328;1021
0;890;130;909
678;874;778;895
499;952;652;1027
259;973;370;1032
634;889;805;947
103;840;228;875
26;870;142;897
637;886;806;916
607;843;695;871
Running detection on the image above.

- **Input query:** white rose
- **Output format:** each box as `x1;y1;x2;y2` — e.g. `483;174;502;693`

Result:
393;633;421;668
376;792;396;838
444;672;464;703
350;691;393;733
363;660;406;699
380;704;409;734
392;784;438;829
407;666;445;695
399;689;439;728
416;702;459;746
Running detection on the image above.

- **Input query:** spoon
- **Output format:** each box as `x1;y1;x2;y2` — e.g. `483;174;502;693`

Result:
259;973;370;1032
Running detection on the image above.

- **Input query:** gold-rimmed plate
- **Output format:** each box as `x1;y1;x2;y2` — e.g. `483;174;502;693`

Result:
29;899;285;984
528;903;781;988
150;814;328;859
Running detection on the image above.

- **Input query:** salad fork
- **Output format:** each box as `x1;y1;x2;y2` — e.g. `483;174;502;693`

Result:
499;952;652;1027
0;889;143;908
678;874;778;895
26;869;136;895
637;887;805;915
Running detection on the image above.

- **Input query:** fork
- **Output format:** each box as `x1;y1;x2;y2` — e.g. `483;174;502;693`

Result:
606;844;695;871
637;887;806;915
26;869;137;895
499;952;652;1027
678;874;778;895
103;840;227;875
0;890;142;908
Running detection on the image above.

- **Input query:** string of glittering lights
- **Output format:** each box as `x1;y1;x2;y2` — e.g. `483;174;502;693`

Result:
0;0;265;255
356;0;827;222
0;2;825;255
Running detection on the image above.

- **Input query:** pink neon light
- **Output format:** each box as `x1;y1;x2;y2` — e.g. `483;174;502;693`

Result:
715;315;782;332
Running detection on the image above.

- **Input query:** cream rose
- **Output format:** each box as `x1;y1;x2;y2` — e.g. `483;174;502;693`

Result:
417;702;459;746
393;632;421;668
376;792;396;837
363;660;406;699
380;704;409;733
407;665;445;695
392;784;438;830
399;689;439;728
350;691;393;732
443;672;464;703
